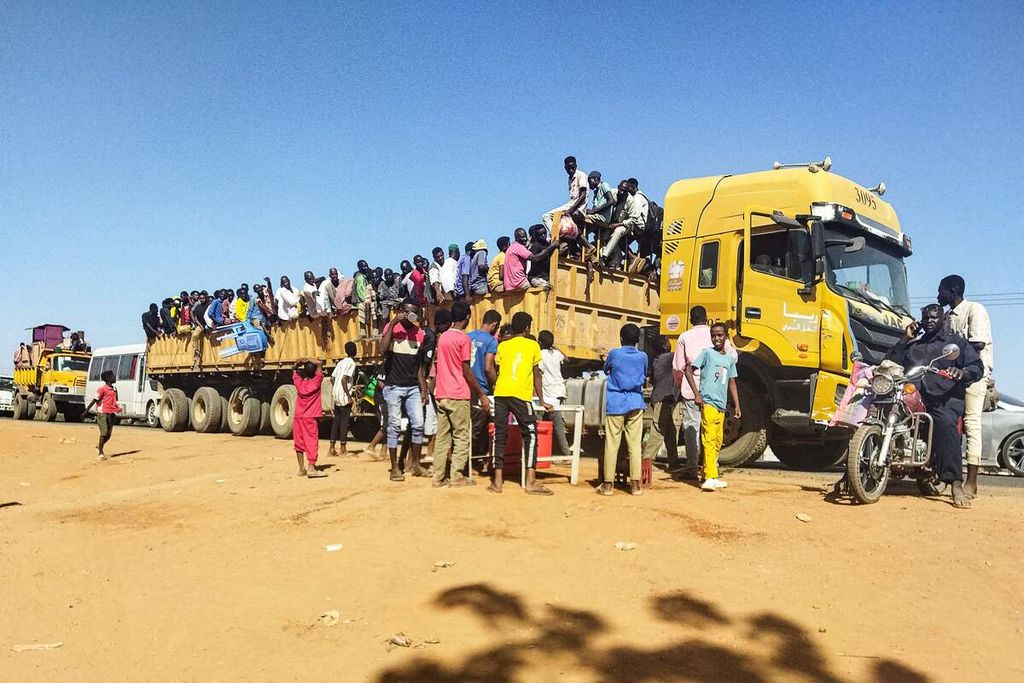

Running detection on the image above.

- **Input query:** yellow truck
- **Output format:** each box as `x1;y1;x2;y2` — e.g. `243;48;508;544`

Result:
11;324;91;422
146;256;659;440
659;159;912;469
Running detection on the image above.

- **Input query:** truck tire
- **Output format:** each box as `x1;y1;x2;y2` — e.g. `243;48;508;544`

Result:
159;389;191;432
717;379;768;467
769;439;848;471
12;394;29;420
219;396;230;433
228;388;262;437
259;400;272;435
191;387;224;433
63;405;85;423
39;393;59;422
270;384;297;439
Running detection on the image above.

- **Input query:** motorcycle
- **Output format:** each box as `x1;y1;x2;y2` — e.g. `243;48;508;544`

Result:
845;343;961;504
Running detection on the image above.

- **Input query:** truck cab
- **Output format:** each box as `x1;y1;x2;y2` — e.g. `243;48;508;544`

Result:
11;324;91;422
659;162;912;469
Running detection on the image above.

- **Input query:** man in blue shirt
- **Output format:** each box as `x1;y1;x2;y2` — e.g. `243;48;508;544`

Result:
206;290;225;328
598;323;648;496
467;310;502;462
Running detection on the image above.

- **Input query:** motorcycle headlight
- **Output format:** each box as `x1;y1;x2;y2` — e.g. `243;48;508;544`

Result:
870;374;896;396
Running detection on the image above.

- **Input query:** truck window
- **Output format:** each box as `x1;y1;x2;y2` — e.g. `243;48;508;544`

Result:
750;226;812;281
117;354;137;381
698;241;720;288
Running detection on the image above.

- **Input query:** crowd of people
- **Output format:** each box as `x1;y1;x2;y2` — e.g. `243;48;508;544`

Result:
140;156;662;342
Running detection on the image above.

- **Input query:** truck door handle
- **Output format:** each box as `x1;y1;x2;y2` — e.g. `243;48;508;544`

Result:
745;307;761;319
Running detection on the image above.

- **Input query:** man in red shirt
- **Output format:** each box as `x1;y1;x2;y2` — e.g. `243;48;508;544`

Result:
85;370;123;461
292;358;326;478
433;300;491;487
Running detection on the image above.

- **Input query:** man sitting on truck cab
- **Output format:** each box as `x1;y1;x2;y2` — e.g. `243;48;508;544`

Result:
574;170;615;257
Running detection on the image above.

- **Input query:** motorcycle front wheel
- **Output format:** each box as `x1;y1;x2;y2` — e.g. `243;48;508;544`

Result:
847;424;890;504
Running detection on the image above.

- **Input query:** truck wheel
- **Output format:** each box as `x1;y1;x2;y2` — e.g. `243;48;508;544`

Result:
259;400;272;435
145;401;159;428
39;393;59;422
63;405;85;423
191;387;224;433
270;385;297;439
159;388;190;432
228;388;262;437
12;394;29;420
219;396;230;433
769;439;848;471
717;379;768;467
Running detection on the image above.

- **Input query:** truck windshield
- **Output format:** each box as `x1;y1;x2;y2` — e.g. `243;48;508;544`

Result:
824;224;911;316
53;356;90;373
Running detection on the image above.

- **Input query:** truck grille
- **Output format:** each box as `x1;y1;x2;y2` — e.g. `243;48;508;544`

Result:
75;378;86;387
849;309;903;365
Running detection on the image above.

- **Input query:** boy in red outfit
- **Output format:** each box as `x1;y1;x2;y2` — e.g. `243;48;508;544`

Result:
85;370;122;461
293;358;326;478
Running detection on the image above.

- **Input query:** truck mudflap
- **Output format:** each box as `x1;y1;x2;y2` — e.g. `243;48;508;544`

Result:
809;370;848;425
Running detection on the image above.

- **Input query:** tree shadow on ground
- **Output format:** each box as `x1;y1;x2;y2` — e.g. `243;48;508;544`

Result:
376;583;931;683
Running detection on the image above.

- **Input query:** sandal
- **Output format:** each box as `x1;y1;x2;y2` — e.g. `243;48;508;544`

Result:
389;471;405;482
306;470;327;479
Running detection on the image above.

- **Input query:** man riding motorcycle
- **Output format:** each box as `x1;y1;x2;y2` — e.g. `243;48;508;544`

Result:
884;303;984;508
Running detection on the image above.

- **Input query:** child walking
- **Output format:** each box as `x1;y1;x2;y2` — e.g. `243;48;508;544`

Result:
293;358;326;478
85;370;122;461
684;322;741;491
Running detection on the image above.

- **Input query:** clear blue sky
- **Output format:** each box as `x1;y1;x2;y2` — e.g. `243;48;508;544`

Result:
2;2;1022;391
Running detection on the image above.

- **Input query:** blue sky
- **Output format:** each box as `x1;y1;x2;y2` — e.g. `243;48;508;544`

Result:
2;2;1022;391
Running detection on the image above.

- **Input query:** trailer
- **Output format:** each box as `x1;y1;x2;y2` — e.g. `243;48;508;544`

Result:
146;254;660;440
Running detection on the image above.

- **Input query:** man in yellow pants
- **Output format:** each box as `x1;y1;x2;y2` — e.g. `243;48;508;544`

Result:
684;322;741;492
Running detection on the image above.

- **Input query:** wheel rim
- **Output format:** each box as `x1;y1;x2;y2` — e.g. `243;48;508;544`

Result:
273;396;290;426
858;432;887;492
147;403;157;426
161;399;173;424
1006;435;1024;472
195;398;207;423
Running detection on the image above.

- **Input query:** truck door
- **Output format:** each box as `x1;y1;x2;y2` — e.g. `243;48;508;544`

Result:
740;213;819;367
681;233;740;333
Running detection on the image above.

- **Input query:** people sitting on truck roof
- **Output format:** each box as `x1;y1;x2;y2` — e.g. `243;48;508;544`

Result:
142;303;162;340
205;291;226;328
275;275;301;322
252;284;277;325
68;332;88;353
465;239;489;297
542;156;589;239
504;226;558;292
159;298;176;335
377;268;403;322
320;268;341;315
527;224;558;289
429;245;458;303
602;180;643;269
568;170;614;261
300;270;327;318
488;236;510;293
454;241;475;299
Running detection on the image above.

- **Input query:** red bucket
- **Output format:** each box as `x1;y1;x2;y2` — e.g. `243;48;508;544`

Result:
488;420;552;470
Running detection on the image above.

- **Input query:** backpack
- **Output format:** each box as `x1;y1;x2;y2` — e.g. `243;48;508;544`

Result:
644;195;664;239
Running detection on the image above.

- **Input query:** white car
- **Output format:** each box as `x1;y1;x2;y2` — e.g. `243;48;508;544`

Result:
0;376;14;415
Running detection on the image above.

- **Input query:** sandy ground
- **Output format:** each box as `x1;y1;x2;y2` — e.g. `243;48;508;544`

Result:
1;419;1022;682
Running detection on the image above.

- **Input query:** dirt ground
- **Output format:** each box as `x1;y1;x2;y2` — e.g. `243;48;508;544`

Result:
1;420;1022;682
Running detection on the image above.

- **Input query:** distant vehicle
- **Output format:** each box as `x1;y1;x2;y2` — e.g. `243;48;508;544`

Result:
0;376;14;415
11;323;91;422
85;344;161;427
982;393;1024;477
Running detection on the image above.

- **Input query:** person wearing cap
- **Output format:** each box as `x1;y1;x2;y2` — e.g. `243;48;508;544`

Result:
463;239;490;297
542;155;589;238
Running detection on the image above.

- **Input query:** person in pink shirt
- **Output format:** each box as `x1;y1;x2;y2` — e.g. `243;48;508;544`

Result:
85;370;123;461
432;300;491;488
672;306;736;477
503;227;558;292
292;358;326;478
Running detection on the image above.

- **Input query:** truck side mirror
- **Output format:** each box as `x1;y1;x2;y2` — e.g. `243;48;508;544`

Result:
811;220;826;260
